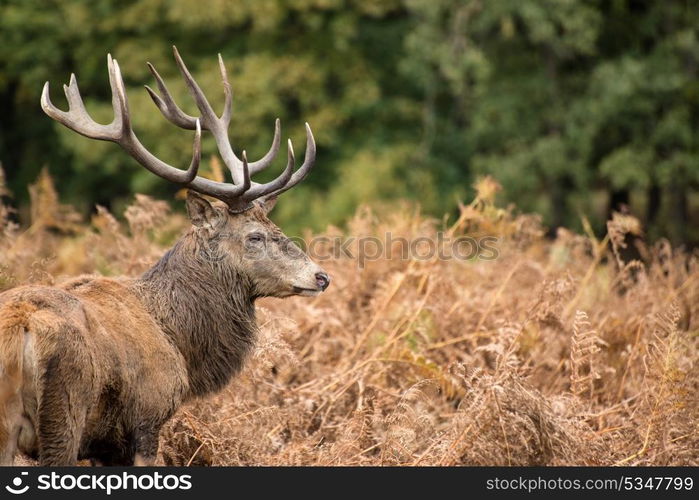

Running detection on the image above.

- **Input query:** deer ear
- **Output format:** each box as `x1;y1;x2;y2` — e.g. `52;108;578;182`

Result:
186;191;220;229
260;196;278;214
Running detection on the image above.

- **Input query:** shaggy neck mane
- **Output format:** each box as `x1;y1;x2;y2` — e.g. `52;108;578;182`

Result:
134;233;257;397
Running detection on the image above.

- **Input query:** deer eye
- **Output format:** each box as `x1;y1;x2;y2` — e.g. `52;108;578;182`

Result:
247;233;264;244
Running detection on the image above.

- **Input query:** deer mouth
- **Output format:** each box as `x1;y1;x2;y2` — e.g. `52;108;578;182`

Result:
293;286;322;297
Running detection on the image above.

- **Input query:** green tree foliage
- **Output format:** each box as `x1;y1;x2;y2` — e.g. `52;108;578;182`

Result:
1;0;697;242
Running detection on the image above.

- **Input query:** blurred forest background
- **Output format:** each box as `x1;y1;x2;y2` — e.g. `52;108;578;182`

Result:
1;0;698;243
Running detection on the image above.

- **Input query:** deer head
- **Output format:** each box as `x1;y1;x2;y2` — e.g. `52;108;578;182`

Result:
41;47;330;297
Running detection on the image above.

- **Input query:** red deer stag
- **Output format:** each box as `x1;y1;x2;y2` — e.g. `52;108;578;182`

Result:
0;47;329;465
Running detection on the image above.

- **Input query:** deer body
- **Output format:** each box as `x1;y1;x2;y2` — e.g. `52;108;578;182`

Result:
0;277;189;465
0;49;329;465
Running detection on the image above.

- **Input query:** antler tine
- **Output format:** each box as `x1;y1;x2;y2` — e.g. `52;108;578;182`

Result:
42;49;317;213
109;57;132;133
172;46;219;125
216;52;282;176
242;139;295;201
247;118;282;175
145;62;198;129
185;150;250;209
263;123;316;199
217;53;233;127
42;73;117;141
144;52;226;131
146;48;282;180
109;55;201;184
63;74;88;116
170;46;249;184
42;54;202;185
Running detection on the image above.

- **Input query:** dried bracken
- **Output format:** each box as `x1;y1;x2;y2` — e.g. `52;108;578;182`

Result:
1;168;697;465
570;311;603;402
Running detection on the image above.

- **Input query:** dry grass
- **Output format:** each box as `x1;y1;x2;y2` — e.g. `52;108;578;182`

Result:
1;169;697;466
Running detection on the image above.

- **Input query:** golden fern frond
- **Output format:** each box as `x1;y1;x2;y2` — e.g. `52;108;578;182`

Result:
570;310;603;401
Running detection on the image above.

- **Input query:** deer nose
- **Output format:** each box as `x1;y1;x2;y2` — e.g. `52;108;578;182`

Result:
315;272;330;291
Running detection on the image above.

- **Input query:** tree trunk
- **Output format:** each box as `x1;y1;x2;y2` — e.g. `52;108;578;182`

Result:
669;180;688;245
646;182;661;226
608;188;630;216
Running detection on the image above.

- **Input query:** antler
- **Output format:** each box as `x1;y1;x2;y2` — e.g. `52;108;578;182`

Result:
40;47;316;212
